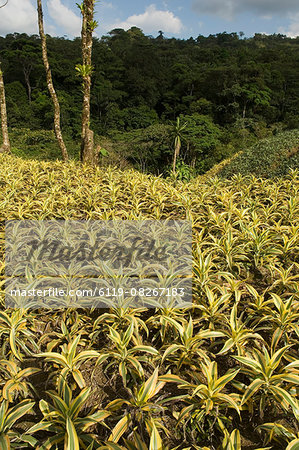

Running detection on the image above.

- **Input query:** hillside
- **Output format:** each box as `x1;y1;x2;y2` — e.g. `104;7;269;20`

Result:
215;129;299;179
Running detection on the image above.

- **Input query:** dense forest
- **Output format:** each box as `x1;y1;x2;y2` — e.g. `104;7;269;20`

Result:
1;29;299;175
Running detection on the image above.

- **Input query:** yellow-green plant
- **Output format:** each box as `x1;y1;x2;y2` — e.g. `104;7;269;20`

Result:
161;317;224;369
258;422;299;449
195;287;231;330
0;399;35;449
234;346;299;419
28;378;110;449
98;323;159;387
37;335;100;388
107;368;167;444
0;154;298;449
0;359;39;402
217;305;264;356
0;310;38;361
39;318;89;352
91;307;148;344
146;307;187;344
210;229;249;274
258;293;299;349
172;361;240;440
222;429;241;450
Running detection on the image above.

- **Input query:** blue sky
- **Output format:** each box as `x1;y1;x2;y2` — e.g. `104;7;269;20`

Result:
1;0;299;39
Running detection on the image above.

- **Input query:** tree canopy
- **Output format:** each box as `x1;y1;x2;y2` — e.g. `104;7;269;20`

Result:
1;30;299;173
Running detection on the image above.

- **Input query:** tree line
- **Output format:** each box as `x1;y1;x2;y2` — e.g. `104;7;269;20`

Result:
1;12;299;173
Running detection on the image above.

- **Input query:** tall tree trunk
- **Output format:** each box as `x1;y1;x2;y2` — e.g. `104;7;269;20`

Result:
173;139;181;173
0;65;11;153
37;0;68;161
80;0;96;165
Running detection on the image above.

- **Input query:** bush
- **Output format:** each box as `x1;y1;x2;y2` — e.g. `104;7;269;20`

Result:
9;128;80;160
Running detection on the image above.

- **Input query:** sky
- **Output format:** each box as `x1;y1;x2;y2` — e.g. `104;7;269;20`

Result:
1;0;299;40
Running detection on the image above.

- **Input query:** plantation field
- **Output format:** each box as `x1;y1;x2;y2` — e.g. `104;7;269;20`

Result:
0;153;298;449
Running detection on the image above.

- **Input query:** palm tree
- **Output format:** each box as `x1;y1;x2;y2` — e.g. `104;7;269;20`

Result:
172;117;187;173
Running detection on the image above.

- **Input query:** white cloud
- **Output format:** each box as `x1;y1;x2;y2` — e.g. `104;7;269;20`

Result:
45;23;59;36
109;4;183;34
0;0;37;35
101;1;115;9
47;0;81;37
279;13;299;37
192;0;299;20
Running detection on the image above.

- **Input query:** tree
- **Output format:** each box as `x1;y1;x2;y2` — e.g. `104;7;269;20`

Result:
77;0;97;165
0;0;10;153
172;117;187;173
2;37;42;105
180;113;222;170
124;123;171;173
0;63;11;153
37;0;68;161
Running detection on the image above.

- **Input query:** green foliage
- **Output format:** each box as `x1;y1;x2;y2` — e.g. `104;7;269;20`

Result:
167;160;196;182
219;129;299;178
178;113;222;173
2;31;299;174
5;82;35;128
9;128;79;160
109;123;172;173
106;105;159;132
75;64;93;77
181;113;222;155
